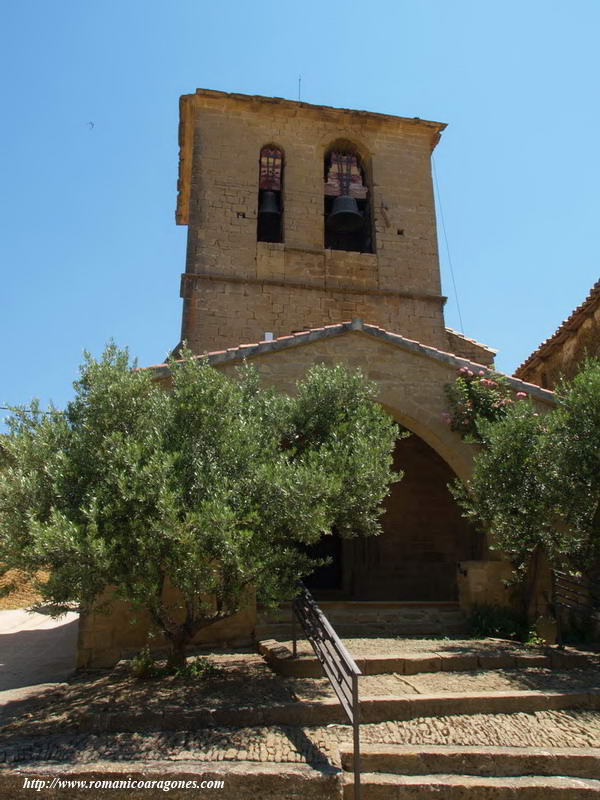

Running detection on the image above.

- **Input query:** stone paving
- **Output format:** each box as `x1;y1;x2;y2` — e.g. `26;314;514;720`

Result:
357;709;600;749
3;637;600;780
3;710;600;768
403;666;600;695
289;667;600;702
290;673;415;701
0;727;334;767
280;637;536;658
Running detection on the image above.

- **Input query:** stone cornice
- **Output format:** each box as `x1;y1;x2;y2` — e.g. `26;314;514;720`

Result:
180;272;447;304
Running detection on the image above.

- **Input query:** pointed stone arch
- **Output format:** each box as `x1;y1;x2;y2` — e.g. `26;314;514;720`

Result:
378;401;475;484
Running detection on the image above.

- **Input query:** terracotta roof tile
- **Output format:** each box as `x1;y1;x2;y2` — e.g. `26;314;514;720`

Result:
150;319;555;405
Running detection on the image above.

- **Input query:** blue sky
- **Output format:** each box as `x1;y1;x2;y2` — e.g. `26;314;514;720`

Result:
1;1;599;424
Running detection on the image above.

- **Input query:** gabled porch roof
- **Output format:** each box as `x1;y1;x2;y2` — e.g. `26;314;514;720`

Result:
150;318;555;406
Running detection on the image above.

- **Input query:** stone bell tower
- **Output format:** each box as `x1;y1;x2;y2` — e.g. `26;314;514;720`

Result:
175;88;493;366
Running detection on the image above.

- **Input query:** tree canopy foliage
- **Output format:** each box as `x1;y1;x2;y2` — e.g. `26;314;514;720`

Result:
451;359;600;579
0;346;399;665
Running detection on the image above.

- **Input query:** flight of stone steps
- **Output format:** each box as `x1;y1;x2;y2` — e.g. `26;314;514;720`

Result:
340;744;600;798
3;635;600;798
259;635;600;798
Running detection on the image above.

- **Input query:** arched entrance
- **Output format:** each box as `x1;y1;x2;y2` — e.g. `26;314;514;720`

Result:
309;432;481;601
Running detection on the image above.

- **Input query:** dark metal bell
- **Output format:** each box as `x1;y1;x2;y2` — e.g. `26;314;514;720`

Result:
258;190;281;218
327;195;363;233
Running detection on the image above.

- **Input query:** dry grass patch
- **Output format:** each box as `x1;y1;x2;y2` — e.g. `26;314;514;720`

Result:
0;569;46;610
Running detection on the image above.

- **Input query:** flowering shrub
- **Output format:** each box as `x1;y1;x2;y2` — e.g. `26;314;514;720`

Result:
449;358;600;606
444;366;530;441
451;359;600;578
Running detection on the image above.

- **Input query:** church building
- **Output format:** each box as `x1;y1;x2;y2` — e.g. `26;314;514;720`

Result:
77;89;555;667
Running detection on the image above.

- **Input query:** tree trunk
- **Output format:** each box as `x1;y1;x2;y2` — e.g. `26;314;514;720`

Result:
158;605;240;672
166;635;188;671
522;544;546;623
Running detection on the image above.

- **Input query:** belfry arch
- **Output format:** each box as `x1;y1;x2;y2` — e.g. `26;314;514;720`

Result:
322;139;374;254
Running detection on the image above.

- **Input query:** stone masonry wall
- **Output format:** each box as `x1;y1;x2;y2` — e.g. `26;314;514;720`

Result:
445;329;495;367
77;584;256;669
180;270;445;354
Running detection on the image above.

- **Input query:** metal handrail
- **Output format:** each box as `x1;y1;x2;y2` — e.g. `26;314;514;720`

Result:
552;569;600;646
292;584;362;800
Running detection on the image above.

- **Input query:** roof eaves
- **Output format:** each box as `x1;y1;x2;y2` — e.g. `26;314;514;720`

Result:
515;279;600;377
148;318;555;405
191;88;447;135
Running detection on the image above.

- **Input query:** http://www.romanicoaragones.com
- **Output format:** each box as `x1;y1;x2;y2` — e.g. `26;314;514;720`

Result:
22;776;225;792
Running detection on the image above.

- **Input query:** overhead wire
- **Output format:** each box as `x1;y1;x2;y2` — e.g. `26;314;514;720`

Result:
432;154;465;333
0;406;59;415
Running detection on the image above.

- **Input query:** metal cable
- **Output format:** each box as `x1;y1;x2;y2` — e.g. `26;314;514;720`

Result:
432;154;465;333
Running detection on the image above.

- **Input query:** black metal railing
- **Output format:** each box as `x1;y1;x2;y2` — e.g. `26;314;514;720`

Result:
292;583;362;800
552;569;600;646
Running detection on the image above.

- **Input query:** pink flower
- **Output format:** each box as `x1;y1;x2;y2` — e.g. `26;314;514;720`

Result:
479;370;485;376
516;391;527;399
533;413;539;417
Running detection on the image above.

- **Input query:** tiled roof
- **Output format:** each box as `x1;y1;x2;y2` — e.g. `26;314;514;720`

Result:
514;279;600;377
148;319;555;405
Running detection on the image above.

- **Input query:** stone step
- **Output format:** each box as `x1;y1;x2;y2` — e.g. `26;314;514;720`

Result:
259;639;590;677
342;772;600;799
4;712;600;767
73;688;600;731
257;600;465;627
259;599;461;616
0;761;340;800
287;666;600;714
338;689;600;725
257;601;469;638
256;621;469;640
340;744;600;779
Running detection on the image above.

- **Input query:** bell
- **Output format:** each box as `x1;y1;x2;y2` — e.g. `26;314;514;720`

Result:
327;194;363;232
258;190;281;219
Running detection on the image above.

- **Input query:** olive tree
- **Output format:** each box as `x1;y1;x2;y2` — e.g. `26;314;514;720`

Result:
0;346;399;666
451;359;600;581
